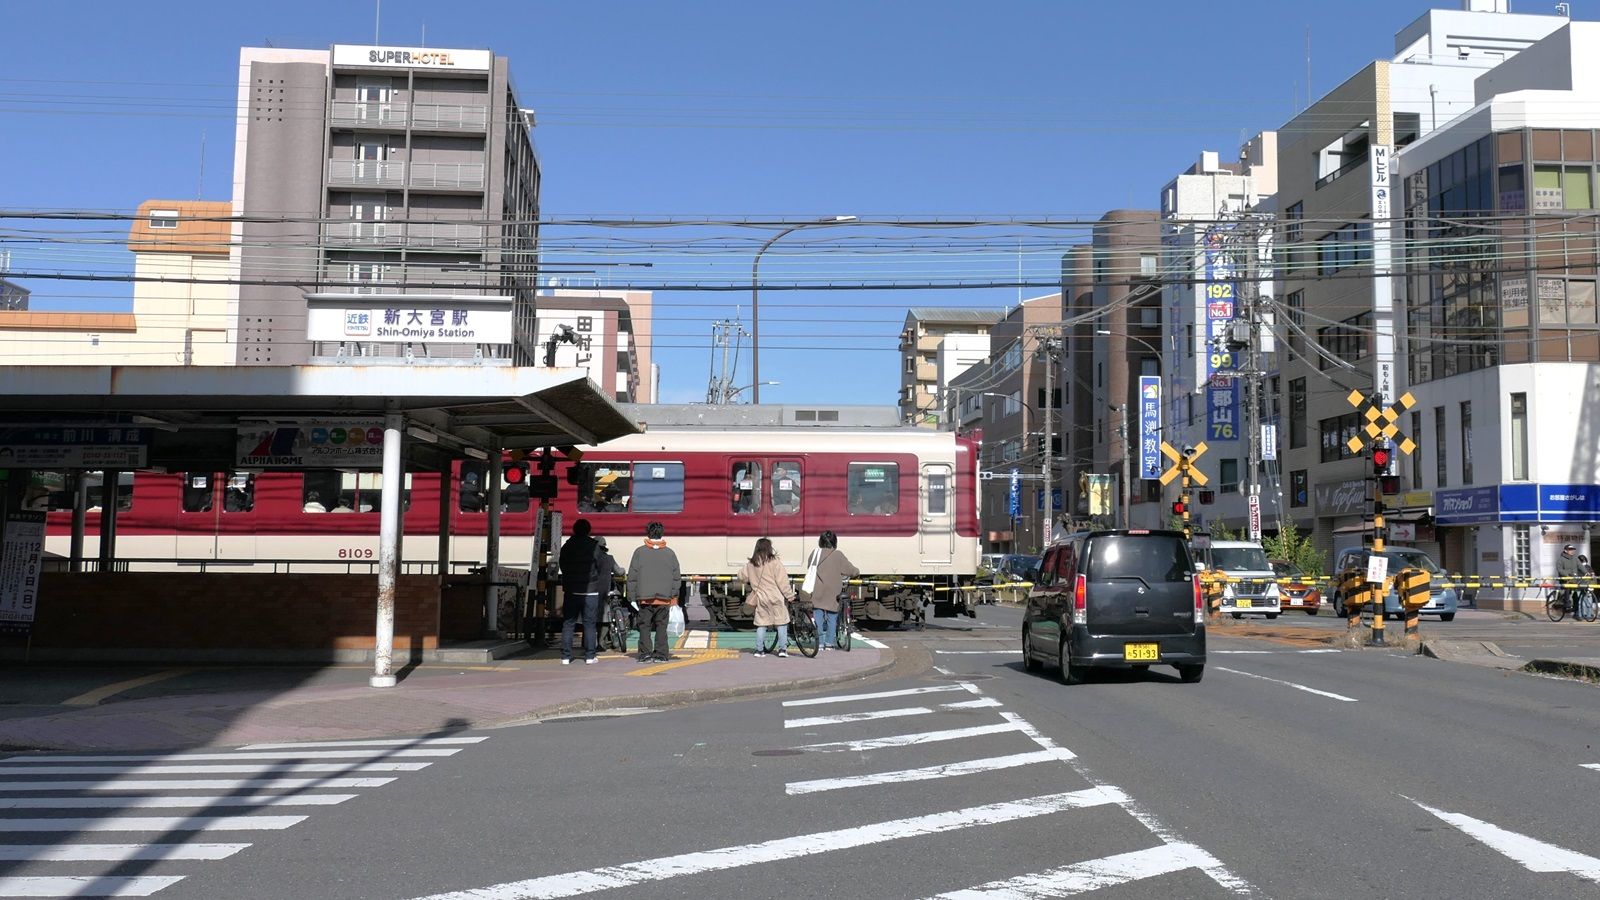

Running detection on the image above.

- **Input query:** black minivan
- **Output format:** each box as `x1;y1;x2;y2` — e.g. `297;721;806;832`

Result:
1022;530;1205;684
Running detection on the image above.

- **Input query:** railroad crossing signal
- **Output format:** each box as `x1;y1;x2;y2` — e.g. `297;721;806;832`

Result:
1343;389;1420;647
1157;441;1208;487
1345;389;1417;456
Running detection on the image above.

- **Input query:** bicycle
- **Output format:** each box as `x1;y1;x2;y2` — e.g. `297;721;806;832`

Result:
1545;585;1570;622
1578;585;1599;623
835;595;853;652
603;592;635;653
761;598;820;658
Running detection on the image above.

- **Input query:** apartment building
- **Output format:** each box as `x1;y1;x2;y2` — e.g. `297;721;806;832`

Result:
230;44;541;365
535;289;657;403
898;307;1003;426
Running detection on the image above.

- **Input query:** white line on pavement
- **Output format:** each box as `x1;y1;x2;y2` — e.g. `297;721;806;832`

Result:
925;841;1223;898
236;737;487;750
0;815;306;832
855;635;889;649
0;777;396;792
8;749;460;762
1213;649;1341;655
784;697;999;729
782;684;968;707
932;666;954;675
1214;667;1358;702
0;762;430;775
934;650;1017;655
786;749;1075;795
405;788;1127;900
0;876;185;897
0;842;250;862
1409;797;1600;882
0;794;356;809
799;721;1027;753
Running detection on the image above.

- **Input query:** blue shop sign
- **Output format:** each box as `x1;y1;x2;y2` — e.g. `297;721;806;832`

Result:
1435;483;1600;525
1434;486;1499;526
1540;484;1600;521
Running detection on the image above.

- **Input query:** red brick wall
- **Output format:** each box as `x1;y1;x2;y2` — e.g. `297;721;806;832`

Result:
31;573;441;650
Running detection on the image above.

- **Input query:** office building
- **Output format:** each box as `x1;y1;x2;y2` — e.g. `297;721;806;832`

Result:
898;307;1004;426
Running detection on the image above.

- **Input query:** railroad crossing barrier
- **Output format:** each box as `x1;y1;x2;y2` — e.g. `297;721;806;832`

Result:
1395;566;1431;643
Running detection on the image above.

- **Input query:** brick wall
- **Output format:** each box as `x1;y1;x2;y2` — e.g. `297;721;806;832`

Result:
30;573;441;651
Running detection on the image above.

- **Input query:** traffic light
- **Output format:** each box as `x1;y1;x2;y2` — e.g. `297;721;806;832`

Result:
1371;444;1392;476
1380;475;1401;495
1171;500;1187;516
502;461;529;486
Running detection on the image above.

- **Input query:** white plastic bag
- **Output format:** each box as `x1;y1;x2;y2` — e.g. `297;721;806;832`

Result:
667;604;685;638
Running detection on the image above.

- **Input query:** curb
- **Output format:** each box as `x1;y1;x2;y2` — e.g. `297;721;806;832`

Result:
1521;658;1600;682
490;651;899;726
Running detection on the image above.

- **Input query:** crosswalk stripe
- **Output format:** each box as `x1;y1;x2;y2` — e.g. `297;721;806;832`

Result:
785;697;1000;729
0;815;306;832
786;749;1076;795
855;635;889;649
0;762;430;775
924;841;1219;898
0;842;250;861
406;788;1127;900
799;721;1027;752
0;777;396;792
0;875;185;897
0;794;356;810
236;737;486;750
1410;797;1600;882
781;684;968;707
8;750;460;762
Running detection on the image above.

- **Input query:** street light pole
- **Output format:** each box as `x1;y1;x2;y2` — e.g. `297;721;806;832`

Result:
728;380;780;402
751;215;856;404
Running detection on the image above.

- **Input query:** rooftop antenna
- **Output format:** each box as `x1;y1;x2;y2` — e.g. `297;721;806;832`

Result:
196;129;206;199
421;23;427;46
1556;3;1571;17
1305;27;1312;104
374;0;381;44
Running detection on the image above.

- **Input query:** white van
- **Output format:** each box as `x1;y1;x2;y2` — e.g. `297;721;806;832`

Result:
1204;540;1281;619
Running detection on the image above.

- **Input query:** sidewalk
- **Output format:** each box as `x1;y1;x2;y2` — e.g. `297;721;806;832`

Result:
0;633;893;752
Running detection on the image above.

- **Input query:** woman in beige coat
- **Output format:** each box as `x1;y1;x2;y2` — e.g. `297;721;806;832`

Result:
738;537;794;657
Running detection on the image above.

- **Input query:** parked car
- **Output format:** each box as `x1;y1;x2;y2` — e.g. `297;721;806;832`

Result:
1270;559;1322;615
977;553;1040;603
1329;547;1457;621
1022;530;1205;684
1202;540;1281;619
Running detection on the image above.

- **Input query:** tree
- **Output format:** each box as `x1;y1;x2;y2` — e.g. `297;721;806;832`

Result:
1262;522;1326;576
1208;521;1241;541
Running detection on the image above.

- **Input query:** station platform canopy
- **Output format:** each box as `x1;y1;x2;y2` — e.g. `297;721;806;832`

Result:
0;364;641;468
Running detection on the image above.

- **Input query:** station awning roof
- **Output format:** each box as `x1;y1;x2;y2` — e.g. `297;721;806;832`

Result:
0;365;642;468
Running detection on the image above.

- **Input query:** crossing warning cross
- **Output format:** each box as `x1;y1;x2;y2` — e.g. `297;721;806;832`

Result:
1158;441;1208;486
1345;390;1418;456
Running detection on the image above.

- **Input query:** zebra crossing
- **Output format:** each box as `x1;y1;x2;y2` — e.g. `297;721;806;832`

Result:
0;735;485;898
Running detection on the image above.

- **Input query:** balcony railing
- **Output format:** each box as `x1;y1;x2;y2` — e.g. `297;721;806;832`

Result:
330;100;408;128
327;159;406;188
411;103;489;131
409;162;485;190
324;221;405;247
406;221;490;248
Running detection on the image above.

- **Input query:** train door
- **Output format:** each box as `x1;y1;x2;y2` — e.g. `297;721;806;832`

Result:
726;459;764;566
768;458;805;565
920;463;954;565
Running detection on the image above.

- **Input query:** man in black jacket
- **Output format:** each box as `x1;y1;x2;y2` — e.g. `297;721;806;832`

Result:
558;518;600;665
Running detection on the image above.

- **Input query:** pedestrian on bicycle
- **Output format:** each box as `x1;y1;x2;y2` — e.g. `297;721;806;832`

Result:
739;537;794;658
1558;543;1583;607
627;521;682;663
800;530;859;651
558;519;607;665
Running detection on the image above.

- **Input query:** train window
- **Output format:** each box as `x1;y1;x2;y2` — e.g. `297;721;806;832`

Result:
847;463;899;515
303;472;341;512
631;462;684;513
182;473;215;513
926;471;949;515
24;471;67;512
223;473;256;513
771;460;801;516
573;463;634;513
731;461;762;515
304;471;410;513
84;471;133;512
458;462;524;514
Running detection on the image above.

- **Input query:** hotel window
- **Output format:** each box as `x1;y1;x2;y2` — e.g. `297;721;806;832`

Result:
148;209;179;229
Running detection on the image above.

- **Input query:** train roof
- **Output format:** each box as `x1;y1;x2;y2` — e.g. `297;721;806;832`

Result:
620;403;904;429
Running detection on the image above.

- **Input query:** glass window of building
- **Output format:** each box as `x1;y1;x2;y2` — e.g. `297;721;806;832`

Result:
1510;393;1529;481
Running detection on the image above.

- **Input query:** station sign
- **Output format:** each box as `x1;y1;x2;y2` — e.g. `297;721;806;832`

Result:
237;420;387;469
0;427;149;469
306;296;513;346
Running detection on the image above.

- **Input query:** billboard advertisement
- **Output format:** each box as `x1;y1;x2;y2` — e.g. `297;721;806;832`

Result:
1138;376;1161;479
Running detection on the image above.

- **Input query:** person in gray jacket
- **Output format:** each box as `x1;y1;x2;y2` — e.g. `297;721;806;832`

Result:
627;521;682;663
801;530;860;650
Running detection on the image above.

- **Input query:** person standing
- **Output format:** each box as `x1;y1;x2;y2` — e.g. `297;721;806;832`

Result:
627;521;682;663
801;530;859;650
739;537;794;658
558;518;599;665
1558;543;1583;614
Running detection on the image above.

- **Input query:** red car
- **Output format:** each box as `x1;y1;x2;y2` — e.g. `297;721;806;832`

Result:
1271;560;1322;615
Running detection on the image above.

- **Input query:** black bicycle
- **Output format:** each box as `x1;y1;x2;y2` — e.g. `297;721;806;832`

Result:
834;596;853;652
761;599;820;658
604;593;634;653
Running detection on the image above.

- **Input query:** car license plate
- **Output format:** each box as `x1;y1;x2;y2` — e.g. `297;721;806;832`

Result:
1124;643;1159;661
1236;598;1253;609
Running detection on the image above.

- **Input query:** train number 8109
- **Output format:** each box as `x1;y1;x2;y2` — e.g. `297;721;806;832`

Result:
337;548;375;559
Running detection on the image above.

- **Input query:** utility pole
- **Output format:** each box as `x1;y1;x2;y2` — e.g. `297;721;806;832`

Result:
1118;406;1131;529
705;319;747;403
1041;337;1057;548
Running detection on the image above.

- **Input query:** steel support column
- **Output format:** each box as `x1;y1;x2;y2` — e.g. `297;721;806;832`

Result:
370;411;404;689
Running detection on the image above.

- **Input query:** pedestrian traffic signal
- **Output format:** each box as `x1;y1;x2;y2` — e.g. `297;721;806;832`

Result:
1371;445;1392;476
1171;500;1187;515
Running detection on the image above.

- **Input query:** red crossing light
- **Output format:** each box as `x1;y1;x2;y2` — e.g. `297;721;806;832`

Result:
1171;500;1187;515
1372;446;1393;474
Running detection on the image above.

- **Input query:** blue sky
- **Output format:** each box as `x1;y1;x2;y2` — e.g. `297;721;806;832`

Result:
0;0;1501;404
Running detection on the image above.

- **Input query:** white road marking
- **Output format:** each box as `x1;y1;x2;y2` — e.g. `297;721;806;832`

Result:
0;762;429;775
855;635;889;649
1213;649;1341;655
0;794;356;809
0;777;396;792
784;697;999;729
1214;667;1358;702
799;721;1027;753
934;650;1017;655
1410;798;1600;882
0;876;185;897
0;815;306;832
8;749;460;762
236;737;486;750
932;665;954;675
0;842;250;862
782;684;968;707
1582;763;1600;773
926;841;1222;898
406;788;1127;900
786;749;1076;795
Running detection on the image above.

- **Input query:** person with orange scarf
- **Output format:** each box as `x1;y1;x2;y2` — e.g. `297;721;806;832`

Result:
627;521;682;663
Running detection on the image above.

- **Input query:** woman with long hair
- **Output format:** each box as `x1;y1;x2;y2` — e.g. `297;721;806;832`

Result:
738;537;795;657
